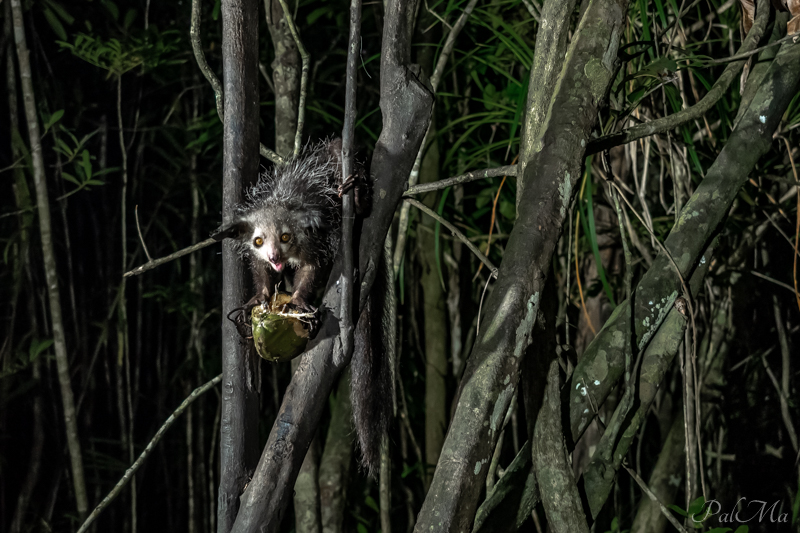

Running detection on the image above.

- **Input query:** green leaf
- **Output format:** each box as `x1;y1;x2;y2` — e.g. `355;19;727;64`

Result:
43;109;65;133
400;462;420;478
434;187;451;291
734;526;749;533
640;57;678;77
476;187;494;209
306;6;331;25
62;172;80;185
580;164;616;308
469;70;485;92
123;9;137;30
43;8;68;41
44;0;75;24
653;0;667;28
80;149;93;180
93;167;119;177
483;83;498;110
104;0;119;21
53;137;75;158
668;504;688;517
11;128;33;171
688;495;706;515
638;0;653;60
499;200;515;221
356;524;368;533
29;338;54;363
364;495;379;513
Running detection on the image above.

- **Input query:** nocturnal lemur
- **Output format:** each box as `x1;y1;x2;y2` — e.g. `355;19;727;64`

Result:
220;138;368;311
216;138;390;476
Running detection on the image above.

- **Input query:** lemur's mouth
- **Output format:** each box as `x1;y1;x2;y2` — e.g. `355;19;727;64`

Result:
270;261;284;272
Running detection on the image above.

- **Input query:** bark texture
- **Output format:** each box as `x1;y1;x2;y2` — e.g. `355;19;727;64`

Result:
515;0;578;212
630;411;686;533
417;119;447;482
568;38;800;446
473;441;540;533
217;0;262;530
413;0;628;528
534;361;589;533
265;0;300;156
319;375;354;533
10;0;89;518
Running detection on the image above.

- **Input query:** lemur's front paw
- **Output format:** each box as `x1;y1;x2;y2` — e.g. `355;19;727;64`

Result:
288;296;320;334
337;174;356;197
289;298;317;314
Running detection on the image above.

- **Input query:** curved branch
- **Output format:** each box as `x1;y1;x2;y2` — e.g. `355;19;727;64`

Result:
259;142;287;165
123;237;218;278
392;0;479;272
190;0;224;118
403;197;497;278
276;0;310;158
190;0;287;165
586;2;771;155
404;165;517;195
77;375;222;533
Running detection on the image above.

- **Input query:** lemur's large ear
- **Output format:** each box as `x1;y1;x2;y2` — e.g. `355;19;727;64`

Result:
211;217;251;241
327;137;343;163
296;210;326;232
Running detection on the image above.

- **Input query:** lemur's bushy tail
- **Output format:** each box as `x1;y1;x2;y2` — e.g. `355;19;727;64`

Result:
350;256;395;478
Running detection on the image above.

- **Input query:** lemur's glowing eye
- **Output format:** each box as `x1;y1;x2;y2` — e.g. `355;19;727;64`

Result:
254;237;264;247
280;233;291;243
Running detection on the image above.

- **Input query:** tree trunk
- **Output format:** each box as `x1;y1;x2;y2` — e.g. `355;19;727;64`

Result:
10;0;89;518
319;375;354;533
414;0;629;528
217;0;262;530
417;121;447;485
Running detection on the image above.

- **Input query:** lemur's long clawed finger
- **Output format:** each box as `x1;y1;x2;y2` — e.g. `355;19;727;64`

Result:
338;174;356;197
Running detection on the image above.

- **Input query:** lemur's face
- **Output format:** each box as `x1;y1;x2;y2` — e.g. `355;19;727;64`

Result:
249;224;295;272
241;207;305;272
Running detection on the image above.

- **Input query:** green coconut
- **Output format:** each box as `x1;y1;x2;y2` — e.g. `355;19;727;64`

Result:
251;293;312;363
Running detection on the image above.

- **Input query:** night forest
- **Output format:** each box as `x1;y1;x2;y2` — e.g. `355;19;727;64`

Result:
2;0;800;532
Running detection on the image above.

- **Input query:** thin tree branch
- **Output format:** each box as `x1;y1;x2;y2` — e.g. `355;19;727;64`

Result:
190;0;286;166
338;0;360;369
10;0;89;517
276;0;309;158
76;375;223;533
404;165;517;195
707;33;798;64
519;0;541;22
429;0;479;91
123;237;218;278
190;0;224;118
134;205;152;262
622;464;689;533
403;197;497;278
392;0;480;273
586;2;771;155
